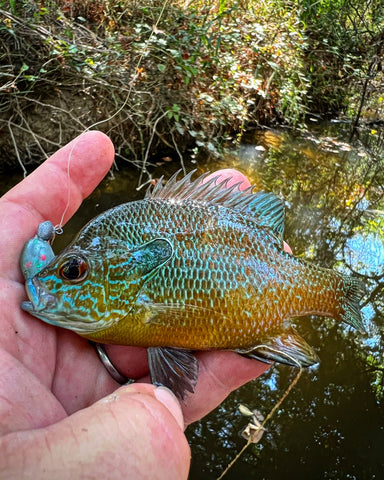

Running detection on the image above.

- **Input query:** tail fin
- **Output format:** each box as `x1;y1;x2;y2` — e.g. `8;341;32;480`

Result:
340;275;366;332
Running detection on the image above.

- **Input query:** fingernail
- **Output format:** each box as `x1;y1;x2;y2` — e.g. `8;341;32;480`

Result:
155;386;184;430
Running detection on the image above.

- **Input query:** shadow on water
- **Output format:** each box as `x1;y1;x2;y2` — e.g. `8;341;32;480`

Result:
1;122;384;479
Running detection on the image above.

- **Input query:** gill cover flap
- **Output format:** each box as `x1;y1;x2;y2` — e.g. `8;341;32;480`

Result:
147;347;198;401
146;170;285;238
111;238;173;306
124;238;174;282
236;329;319;367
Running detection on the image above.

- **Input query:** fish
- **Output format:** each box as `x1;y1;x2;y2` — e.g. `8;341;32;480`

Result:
21;171;366;400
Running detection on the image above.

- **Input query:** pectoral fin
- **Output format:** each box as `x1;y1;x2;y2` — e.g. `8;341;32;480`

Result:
236;330;319;367
147;347;198;401
142;302;229;328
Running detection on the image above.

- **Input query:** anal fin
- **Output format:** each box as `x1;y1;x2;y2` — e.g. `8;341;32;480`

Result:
147;347;198;401
236;330;319;368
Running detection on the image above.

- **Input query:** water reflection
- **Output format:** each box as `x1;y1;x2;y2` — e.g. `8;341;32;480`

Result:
190;124;384;479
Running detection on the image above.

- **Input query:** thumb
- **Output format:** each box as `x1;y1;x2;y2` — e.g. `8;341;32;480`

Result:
1;384;190;480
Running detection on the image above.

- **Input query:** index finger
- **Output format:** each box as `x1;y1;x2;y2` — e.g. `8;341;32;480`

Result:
0;131;114;281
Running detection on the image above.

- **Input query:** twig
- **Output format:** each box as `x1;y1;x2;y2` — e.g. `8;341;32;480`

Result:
8;118;27;177
217;347;304;480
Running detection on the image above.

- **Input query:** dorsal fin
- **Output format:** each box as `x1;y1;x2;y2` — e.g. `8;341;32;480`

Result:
146;170;285;238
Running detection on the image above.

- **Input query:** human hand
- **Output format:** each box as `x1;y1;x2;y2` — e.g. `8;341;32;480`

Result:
0;132;189;478
0;133;275;478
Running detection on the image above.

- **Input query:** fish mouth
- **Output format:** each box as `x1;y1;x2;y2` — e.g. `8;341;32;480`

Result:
21;278;104;333
22;277;57;315
21;278;73;330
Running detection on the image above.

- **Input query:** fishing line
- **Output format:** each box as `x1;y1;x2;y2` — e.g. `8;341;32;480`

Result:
217;348;304;480
54;0;170;233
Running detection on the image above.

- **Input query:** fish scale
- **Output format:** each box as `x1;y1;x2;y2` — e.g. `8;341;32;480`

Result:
21;171;366;400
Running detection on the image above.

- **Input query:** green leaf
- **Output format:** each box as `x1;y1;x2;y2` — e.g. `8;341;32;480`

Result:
68;45;78;54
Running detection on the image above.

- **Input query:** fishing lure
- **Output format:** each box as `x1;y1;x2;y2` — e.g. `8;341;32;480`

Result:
20;221;56;280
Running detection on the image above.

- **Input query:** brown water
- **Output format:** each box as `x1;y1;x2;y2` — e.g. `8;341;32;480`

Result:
2;123;384;479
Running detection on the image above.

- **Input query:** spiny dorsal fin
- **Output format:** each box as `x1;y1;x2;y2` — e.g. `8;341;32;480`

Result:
146;170;285;238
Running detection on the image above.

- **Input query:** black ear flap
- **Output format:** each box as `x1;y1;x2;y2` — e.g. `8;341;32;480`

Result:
127;238;174;280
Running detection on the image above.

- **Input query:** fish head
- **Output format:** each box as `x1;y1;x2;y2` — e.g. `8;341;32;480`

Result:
21;237;174;334
22;245;111;333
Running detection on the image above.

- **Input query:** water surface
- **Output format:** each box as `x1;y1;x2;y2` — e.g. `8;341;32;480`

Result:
188;124;384;480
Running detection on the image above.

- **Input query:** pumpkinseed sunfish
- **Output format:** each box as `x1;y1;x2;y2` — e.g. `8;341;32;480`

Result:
21;171;365;400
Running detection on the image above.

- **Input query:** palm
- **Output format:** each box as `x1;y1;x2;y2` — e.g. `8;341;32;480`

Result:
1;282;96;422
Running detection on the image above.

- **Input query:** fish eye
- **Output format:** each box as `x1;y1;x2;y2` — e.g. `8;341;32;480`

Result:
58;256;88;283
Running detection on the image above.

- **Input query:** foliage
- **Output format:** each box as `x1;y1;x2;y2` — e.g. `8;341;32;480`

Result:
1;0;383;172
297;0;384;122
0;0;310;172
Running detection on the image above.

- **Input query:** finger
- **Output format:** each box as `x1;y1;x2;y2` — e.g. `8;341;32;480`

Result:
103;345;149;379
0;131;114;281
1;384;189;480
182;351;270;425
202;168;251;190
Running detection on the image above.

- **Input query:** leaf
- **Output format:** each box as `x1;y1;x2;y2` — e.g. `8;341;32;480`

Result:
175;122;185;135
267;60;280;70
238;404;254;417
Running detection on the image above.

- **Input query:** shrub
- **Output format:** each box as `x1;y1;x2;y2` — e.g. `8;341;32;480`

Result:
0;0;311;172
